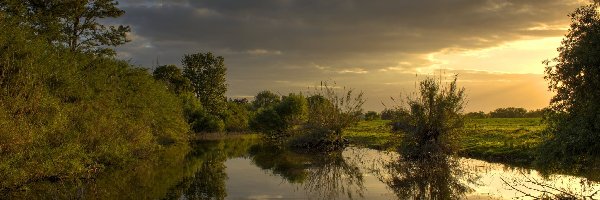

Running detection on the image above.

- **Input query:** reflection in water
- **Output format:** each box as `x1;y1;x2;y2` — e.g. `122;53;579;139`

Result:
378;153;478;200
2;137;599;199
249;143;365;199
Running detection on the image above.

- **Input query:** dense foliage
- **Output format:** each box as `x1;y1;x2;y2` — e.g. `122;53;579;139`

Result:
0;0;130;55
0;20;188;188
539;4;600;170
250;93;308;139
391;77;466;157
182;52;228;118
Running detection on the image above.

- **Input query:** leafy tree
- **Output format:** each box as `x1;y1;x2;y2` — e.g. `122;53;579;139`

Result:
252;90;281;110
223;100;251;132
539;3;600;169
391;76;466;157
182;52;228;117
250;93;308;139
152;65;192;95
0;0;130;55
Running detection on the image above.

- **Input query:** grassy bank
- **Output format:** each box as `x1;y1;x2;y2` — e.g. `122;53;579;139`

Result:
344;118;545;164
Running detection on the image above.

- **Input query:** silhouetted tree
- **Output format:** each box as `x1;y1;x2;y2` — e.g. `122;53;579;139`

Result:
539;3;600;169
182;52;228;117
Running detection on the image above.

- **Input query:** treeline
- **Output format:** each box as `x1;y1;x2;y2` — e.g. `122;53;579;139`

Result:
463;107;547;118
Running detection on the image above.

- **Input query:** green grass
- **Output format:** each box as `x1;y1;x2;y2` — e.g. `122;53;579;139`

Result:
344;118;546;164
460;118;545;164
344;120;399;150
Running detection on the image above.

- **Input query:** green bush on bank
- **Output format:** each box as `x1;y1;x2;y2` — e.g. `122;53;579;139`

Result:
0;21;188;188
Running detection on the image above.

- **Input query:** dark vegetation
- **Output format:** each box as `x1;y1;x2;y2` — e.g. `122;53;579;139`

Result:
538;3;600;172
464;107;547;119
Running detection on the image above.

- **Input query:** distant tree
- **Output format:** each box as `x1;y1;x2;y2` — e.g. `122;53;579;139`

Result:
464;111;487;119
524;108;547;118
489;107;527;118
539;3;600;169
232;98;249;104
252;90;281;110
381;108;408;120
0;0;130;55
364;111;380;121
182;52;228;117
152;65;192;95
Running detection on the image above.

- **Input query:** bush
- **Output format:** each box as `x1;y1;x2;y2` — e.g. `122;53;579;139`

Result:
364;111;380;121
250;93;308;139
391;76;466;157
299;82;365;150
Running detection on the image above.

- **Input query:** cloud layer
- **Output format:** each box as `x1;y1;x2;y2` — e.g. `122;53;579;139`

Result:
114;0;586;111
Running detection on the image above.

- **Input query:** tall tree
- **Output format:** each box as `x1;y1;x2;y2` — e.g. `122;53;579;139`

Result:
182;52;228;117
0;0;130;55
540;3;600;169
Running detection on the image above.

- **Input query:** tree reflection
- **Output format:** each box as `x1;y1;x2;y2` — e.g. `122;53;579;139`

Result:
379;153;476;200
249;143;365;199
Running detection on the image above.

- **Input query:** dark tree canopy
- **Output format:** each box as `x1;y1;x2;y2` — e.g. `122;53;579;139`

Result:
153;65;192;95
540;3;600;169
252;90;281;110
182;52;228;117
0;0;130;55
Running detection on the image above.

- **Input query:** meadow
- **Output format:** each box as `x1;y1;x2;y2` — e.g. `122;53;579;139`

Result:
344;118;545;164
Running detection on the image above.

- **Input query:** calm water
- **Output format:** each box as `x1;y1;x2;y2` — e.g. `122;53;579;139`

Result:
3;137;599;199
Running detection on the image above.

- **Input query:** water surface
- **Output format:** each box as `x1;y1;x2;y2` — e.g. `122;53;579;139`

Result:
3;137;599;199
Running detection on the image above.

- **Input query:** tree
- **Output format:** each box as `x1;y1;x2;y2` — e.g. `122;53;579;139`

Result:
152;65;192;95
252;90;281;110
539;3;600;169
250;93;308;139
489;107;527;118
0;0;130;55
182;52;228;117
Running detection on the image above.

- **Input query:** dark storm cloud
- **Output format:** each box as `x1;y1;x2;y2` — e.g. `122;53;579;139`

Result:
114;0;584;110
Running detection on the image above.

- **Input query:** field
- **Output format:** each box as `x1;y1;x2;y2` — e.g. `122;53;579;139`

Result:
344;118;545;164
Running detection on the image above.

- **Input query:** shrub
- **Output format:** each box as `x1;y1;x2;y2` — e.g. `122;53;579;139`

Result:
391;76;466;157
250;93;308;139
300;82;365;149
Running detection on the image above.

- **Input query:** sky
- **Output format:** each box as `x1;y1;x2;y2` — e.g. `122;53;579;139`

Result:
113;0;589;112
